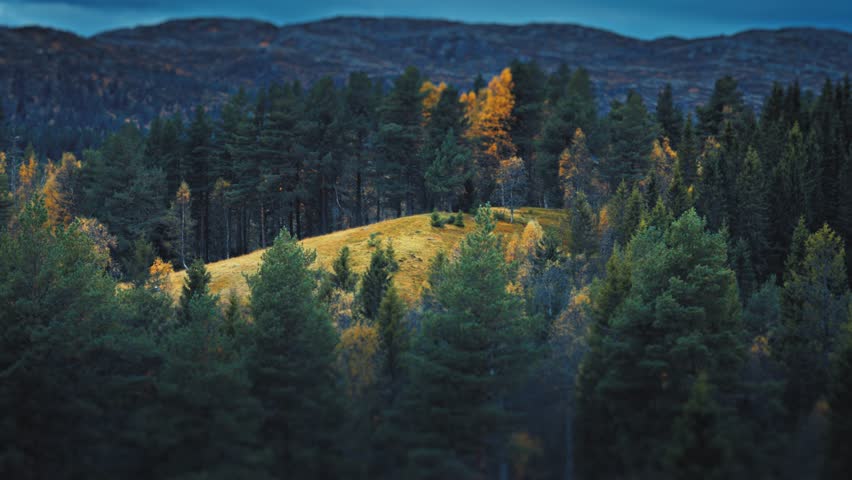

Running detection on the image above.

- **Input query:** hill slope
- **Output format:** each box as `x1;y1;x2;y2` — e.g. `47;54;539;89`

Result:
167;208;567;303
2;17;850;134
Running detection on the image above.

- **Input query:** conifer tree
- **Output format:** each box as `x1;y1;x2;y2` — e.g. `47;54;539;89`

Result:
679;114;699;186
775;224;849;414
656;83;683;149
826;308;852;479
697;137;728;230
179;259;213;323
376;284;408;381
735;147;770;279
424;129;471;211
358;241;396;321
667;157;692;218
399;206;535;478
246;229;342;477
576;210;744;477
605;90;657;186
535;68;597;206
331;245;358;292
664;373;730;479
378;67;424;216
566;191;597;256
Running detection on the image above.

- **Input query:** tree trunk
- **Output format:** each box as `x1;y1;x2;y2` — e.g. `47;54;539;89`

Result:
355;169;363;226
259;200;266;248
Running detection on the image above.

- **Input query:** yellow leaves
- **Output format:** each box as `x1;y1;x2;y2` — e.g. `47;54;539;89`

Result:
464;68;516;170
16;151;38;204
419;80;447;123
75;217;117;270
337;322;381;398
649;137;678;189
598;205;610;233
148;257;175;291
0;151;6;175
507;220;544;283
42;152;81;226
176;181;191;205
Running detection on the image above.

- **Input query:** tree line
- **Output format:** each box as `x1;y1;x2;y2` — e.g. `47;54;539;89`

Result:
1;62;852;478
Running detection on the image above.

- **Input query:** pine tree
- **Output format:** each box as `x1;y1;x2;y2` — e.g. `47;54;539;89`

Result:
697;75;745;138
399;206;535;478
567;191;597;256
697;137;728;230
735;147;770;280
179;259;213;323
534;68;597;206
664;373;731;479
331;246;358;292
576;209;744;477
644;195;674;232
679;114;699;186
775;224;849;414
424;129;471;211
376;284;408;381
358;241;396;321
0;197;138;478
826;308;852;478
667;156;692;217
656;83;683;149
605;90;657;186
246;229;342;477
378;67;424;216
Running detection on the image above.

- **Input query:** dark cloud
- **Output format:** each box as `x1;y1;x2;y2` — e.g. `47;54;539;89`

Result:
1;0;850;38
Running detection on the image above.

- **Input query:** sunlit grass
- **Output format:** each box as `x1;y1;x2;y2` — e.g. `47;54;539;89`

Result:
167;207;567;303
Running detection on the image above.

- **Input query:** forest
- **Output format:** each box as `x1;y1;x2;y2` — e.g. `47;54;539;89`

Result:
1;60;852;479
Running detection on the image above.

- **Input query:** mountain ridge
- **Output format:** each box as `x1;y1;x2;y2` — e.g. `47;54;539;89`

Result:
1;16;850;139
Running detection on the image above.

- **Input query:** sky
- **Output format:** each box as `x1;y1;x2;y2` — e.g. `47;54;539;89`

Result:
0;0;850;39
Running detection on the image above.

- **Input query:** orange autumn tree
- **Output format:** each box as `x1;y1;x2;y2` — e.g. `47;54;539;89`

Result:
558;128;594;209
420;80;447;124
463;68;516;196
648;136;678;191
42;152;82;226
16;149;38;205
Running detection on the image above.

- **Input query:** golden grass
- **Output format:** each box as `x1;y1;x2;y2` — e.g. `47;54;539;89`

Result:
167;208;567;303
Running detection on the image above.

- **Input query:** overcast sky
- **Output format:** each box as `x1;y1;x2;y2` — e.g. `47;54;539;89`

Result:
0;0;850;39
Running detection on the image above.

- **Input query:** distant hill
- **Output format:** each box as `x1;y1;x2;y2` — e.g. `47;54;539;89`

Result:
1;16;850;133
166;207;568;303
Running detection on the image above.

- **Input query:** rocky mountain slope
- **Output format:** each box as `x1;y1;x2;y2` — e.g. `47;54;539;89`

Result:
1;16;850;129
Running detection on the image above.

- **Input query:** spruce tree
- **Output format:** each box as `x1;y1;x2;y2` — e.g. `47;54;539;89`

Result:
179;259;213;323
331;246;358;292
826;308;852;478
679;114;699;186
246;229;342;477
775;224;849;414
576;210;744;477
735;147;770;280
376;284;408;381
605;90;657;186
664;373;730;480
399;206;535;478
566;191;597;256
656;83;683;149
358;242;396;321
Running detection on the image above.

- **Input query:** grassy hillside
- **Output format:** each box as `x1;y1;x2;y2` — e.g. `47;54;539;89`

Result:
167;207;566;303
